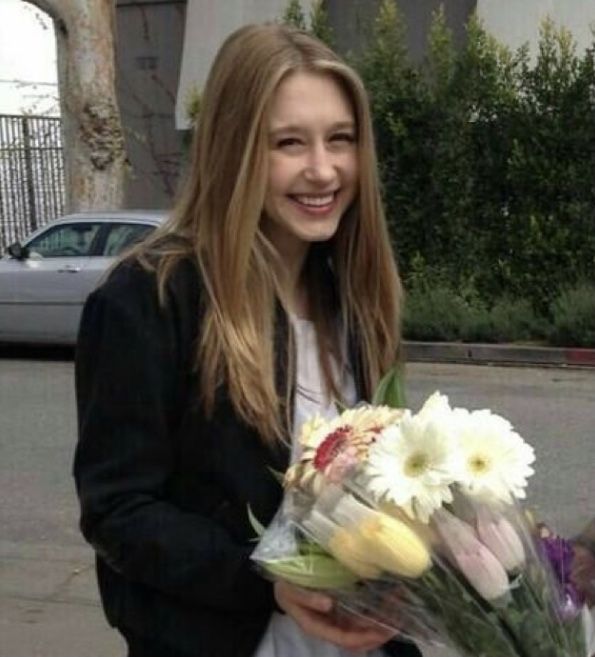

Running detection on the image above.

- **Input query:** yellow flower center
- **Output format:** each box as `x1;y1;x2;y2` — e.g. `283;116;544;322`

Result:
469;453;490;474
404;451;429;477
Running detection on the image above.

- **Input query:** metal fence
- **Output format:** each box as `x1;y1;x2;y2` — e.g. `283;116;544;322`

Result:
0;114;65;252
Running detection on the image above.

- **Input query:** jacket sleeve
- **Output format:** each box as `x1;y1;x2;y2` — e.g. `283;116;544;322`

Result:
73;264;274;612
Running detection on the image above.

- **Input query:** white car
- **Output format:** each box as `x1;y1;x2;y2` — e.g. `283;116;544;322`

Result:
0;210;166;345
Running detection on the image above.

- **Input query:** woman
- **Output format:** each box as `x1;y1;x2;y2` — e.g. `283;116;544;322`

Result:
74;23;419;657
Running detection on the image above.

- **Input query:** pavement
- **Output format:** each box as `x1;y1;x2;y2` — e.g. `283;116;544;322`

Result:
1;344;594;657
0;542;125;657
404;340;595;368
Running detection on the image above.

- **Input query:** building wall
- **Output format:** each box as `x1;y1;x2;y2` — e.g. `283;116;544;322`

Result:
115;0;187;209
326;0;476;62
477;0;595;58
116;0;595;208
175;0;314;129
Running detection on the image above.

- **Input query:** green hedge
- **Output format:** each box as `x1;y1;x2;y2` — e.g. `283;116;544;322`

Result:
354;2;595;318
549;283;595;347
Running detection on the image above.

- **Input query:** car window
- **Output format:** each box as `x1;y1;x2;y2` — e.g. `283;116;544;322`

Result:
102;223;155;256
27;223;102;258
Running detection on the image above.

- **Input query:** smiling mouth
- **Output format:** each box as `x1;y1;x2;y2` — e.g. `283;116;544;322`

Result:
289;192;338;209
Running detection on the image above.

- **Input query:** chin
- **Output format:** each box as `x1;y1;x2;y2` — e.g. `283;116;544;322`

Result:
298;225;340;244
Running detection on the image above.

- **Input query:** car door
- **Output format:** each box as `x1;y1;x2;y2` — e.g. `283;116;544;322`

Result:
3;221;104;343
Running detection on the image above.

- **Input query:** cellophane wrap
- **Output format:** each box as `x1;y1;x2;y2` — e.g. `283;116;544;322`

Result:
251;390;595;657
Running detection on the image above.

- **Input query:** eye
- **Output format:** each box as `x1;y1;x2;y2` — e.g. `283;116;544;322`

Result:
276;137;303;149
329;132;356;145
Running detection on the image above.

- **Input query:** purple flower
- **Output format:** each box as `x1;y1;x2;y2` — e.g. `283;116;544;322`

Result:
540;535;585;618
541;535;574;583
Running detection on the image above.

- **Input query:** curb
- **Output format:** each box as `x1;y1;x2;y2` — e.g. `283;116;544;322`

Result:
404;341;595;368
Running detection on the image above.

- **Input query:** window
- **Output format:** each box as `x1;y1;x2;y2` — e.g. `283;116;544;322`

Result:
27;223;102;258
103;223;155;256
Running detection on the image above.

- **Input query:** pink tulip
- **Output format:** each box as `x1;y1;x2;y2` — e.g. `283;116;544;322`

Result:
455;545;511;601
476;507;525;572
434;510;510;601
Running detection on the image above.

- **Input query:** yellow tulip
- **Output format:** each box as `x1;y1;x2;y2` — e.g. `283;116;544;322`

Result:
327;526;383;580
358;514;431;578
304;494;431;581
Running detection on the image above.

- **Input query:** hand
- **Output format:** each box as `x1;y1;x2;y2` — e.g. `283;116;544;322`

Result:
274;580;396;652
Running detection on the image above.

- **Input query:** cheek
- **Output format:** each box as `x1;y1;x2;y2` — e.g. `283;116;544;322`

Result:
266;154;294;195
263;166;287;216
339;149;358;181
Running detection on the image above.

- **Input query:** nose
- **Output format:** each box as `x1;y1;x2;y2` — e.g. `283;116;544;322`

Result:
304;142;336;185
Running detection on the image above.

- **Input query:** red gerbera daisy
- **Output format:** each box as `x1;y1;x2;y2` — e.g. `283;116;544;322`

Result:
313;426;352;472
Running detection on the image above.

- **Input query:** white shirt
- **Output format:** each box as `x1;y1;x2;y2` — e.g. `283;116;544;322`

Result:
253;316;384;657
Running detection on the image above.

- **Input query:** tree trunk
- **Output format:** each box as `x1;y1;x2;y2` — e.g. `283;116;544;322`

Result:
24;0;126;212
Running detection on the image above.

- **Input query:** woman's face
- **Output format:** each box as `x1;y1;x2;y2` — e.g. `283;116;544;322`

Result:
262;70;359;263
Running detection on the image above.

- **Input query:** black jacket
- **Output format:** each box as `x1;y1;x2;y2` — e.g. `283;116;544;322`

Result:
73;258;420;657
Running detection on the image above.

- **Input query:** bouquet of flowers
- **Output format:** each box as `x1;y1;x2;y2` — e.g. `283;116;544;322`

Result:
251;372;594;657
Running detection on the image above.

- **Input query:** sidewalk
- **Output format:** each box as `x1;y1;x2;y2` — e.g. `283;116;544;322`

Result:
0;541;124;657
1;350;592;657
404;341;595;368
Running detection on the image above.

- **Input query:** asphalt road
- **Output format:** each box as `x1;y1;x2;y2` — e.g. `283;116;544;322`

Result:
1;355;594;657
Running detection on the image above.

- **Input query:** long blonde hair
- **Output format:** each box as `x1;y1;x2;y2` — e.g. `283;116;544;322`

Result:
133;24;402;444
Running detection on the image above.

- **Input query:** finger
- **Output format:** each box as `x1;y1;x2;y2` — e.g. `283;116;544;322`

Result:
291;607;392;652
332;608;396;638
335;626;394;652
280;582;333;613
353;628;398;652
349;625;396;646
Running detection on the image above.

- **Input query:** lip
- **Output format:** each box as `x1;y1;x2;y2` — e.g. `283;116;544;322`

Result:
288;191;339;216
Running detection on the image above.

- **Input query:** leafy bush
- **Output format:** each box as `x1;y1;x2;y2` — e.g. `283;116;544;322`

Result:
354;2;595;316
404;284;476;342
549;283;595;347
403;257;548;343
404;289;549;344
282;0;333;46
488;297;547;343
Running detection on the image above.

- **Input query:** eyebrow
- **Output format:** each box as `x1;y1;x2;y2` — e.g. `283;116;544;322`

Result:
269;121;356;137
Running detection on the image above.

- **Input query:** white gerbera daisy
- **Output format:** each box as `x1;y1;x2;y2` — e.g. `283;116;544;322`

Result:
452;407;535;503
366;406;458;523
417;390;453;423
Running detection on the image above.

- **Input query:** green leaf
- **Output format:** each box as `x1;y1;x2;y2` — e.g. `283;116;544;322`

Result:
247;504;266;537
309;0;334;47
334;399;347;414
267;467;285;486
262;552;358;589
281;0;306;30
372;366;407;408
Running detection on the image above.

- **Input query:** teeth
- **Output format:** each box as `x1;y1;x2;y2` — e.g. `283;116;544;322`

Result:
293;194;334;207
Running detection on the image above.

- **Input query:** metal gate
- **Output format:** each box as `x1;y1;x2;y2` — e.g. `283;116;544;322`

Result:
0;114;65;252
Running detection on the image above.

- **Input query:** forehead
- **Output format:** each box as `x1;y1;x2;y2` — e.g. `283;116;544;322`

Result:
268;70;354;129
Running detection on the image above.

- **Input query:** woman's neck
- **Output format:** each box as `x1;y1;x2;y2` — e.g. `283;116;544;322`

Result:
268;233;310;319
290;280;310;319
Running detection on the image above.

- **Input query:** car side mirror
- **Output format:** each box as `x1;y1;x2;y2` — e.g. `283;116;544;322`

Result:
7;242;29;260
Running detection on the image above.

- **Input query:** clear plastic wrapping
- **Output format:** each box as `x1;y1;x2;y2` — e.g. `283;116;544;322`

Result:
251;388;594;657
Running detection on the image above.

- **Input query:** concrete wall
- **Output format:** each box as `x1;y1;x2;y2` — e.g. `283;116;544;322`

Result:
116;0;595;208
326;0;476;62
477;0;595;58
115;0;187;209
175;0;314;128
